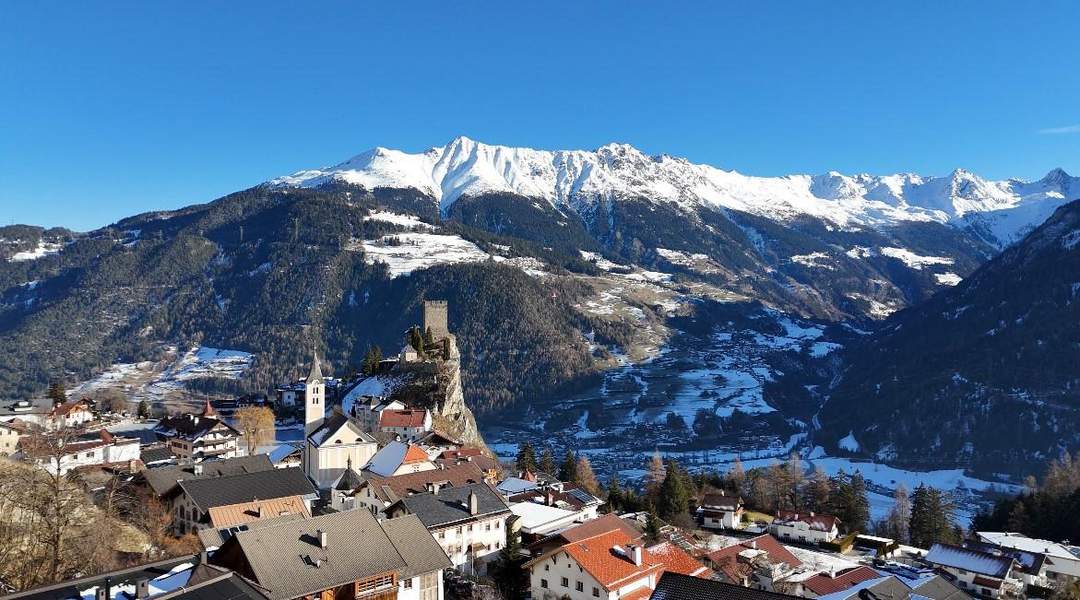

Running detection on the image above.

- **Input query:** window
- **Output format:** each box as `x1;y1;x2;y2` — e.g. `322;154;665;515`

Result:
420;572;439;600
593;587;600;597
541;580;549;589
457;527;463;534
486;523;491;531
545;565;550;572
402;580;413;590
576;582;583;592
439;531;445;540
561;578;568;588
468;524;473;532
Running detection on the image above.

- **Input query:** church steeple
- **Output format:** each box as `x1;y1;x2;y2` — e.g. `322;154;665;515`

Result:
307;347;323;384
304;347;326;437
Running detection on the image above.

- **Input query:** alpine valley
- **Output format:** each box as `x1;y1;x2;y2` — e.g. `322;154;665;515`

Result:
2;136;1078;499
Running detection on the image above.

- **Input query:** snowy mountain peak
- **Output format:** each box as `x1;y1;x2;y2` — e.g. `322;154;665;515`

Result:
269;137;1078;246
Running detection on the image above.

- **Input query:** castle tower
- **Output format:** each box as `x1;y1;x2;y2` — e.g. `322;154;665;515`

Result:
304;348;325;436
423;300;450;340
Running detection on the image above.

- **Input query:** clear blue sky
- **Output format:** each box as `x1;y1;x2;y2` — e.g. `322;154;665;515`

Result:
2;1;1079;231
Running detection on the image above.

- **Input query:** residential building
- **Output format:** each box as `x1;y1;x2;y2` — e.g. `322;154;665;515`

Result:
0;398;53;427
0;419;30;455
645;542;713;579
698;490;744;530
211;509;451;600
524;528;663;600
153;400;242;460
387;482;512;575
18;429;140;474
769;511;841;544
529;513;644;557
172;466;318;535
922;543;1023;599
380;408;432;440
47;399;95;429
139;454;276;501
650;572;801;600
977;531;1080;586
507;482;603;521
348;395;406;431
350;460;489;518
510;501;583;538
367;440;437;477
704;534;803;590
0;553;269;600
799;566;881;598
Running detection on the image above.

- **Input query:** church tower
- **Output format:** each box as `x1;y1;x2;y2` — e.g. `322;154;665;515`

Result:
304;348;325;436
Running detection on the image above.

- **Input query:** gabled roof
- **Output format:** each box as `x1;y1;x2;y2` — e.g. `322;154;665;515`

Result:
705;534;802;581
534;513;642;549
333;461;365;492
540;529;663;590
212;510;449;600
50;399;92;417
508;483;602;510
179;467;317;513
307;412;375;447
396;482;510;529
154;413;239;442
774;510;840;532
650;572;800;600
207;495;310;528
802;566;881;596
646;541;713;578
380;409;429;428
359;460;487;503
701;491;742;511
141;454;275;497
365;440;432;477
307;349;323;384
924;543;1015;579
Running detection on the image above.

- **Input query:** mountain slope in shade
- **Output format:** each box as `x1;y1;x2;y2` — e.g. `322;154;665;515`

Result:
819;199;1080;474
272;136;1076;247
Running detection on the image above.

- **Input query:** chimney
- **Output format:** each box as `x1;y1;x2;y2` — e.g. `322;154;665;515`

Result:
631;545;643;566
431;482;441;495
318;529;328;549
199;550;208;564
750;539;757;549
193;463;203;476
809;511;815;517
135;578;150;599
545;491;556;506
96;577;111;600
468;490;479;515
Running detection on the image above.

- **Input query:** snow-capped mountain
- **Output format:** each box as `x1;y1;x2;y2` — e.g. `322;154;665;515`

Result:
272;136;1076;247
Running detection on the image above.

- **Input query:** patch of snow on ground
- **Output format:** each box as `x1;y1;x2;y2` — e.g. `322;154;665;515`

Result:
880;247;954;270
790;252;834;269
364;211;434;230
360;233;489;277
9;241;62;262
839;431;861;452
935;272;962;286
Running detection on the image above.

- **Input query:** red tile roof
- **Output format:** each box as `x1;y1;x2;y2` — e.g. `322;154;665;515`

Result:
561;530;663;589
402;443;430;464
381;409;428;428
647;541;713;578
802;566;880;596
554;513;642;544
774;510;840;532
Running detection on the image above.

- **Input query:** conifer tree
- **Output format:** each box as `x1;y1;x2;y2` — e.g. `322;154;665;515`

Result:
558;449;577;482
607;474;623;513
539;446;556;476
804;466;832;512
909;485;958;547
47;381;66;405
884;483;911;542
515;442;537;473
658;460;691;523
645;510;662;541
490;527;528;600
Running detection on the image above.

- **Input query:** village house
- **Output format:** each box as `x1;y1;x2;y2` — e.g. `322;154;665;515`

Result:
153;400;243;460
976;531;1080;587
922;543;1024;599
528;513;644;557
0;397;53;427
698;490;744;530
524;527;664;600
196;495;311;549
1;552;270;600
380;408;432;441
387;482;511;575
645;542;713;579
798;566;881;598
47;399;95;429
649;572;802;600
18;429;140;475
367;440;437;477
139;453;275;501
350;396;407;431
211;509;451;600
704;534;803;591
305;410;378;489
769;510;841;544
0;418;30;455
348;460;490;518
171;466;318;535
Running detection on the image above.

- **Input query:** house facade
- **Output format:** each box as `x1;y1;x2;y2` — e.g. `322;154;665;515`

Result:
769;511;840;544
699;491;744;530
154;401;242;460
525;530;663;600
923;543;1023;599
380;409;432;440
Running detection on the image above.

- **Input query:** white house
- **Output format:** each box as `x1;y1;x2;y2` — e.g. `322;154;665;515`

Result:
977;532;1080;587
0;419;30;456
769;510;841;544
388;482;512;576
380;408;432;440
524;528;664;600
47;399;95;429
153;400;242;460
923;543;1024;599
699;491;744;530
20;429;140;474
366;440;437;477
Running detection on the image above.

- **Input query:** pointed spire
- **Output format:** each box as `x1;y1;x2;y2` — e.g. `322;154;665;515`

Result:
201;398;217;417
308;346;323;384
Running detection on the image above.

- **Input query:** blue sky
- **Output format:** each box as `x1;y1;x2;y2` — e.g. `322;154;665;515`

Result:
1;1;1078;231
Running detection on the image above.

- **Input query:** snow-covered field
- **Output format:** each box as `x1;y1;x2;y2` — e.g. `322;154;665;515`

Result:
363;210;434;230
359;233;490;277
879;247;954;270
9;240;62;262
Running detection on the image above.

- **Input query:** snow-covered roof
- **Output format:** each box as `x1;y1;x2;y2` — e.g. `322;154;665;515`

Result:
497;476;540;495
977;532;1079;562
365;440;430;477
510;501;579;532
923;543;1014;579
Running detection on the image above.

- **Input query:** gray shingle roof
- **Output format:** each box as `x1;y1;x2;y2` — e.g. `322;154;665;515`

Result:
143;454;275;496
650;572;799;600
381;515;453;578
307;412;375;447
179;467;317;513
397;482;510;529
214;510;446;600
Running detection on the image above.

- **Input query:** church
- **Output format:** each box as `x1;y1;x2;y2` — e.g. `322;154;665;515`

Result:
302;350;378;489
